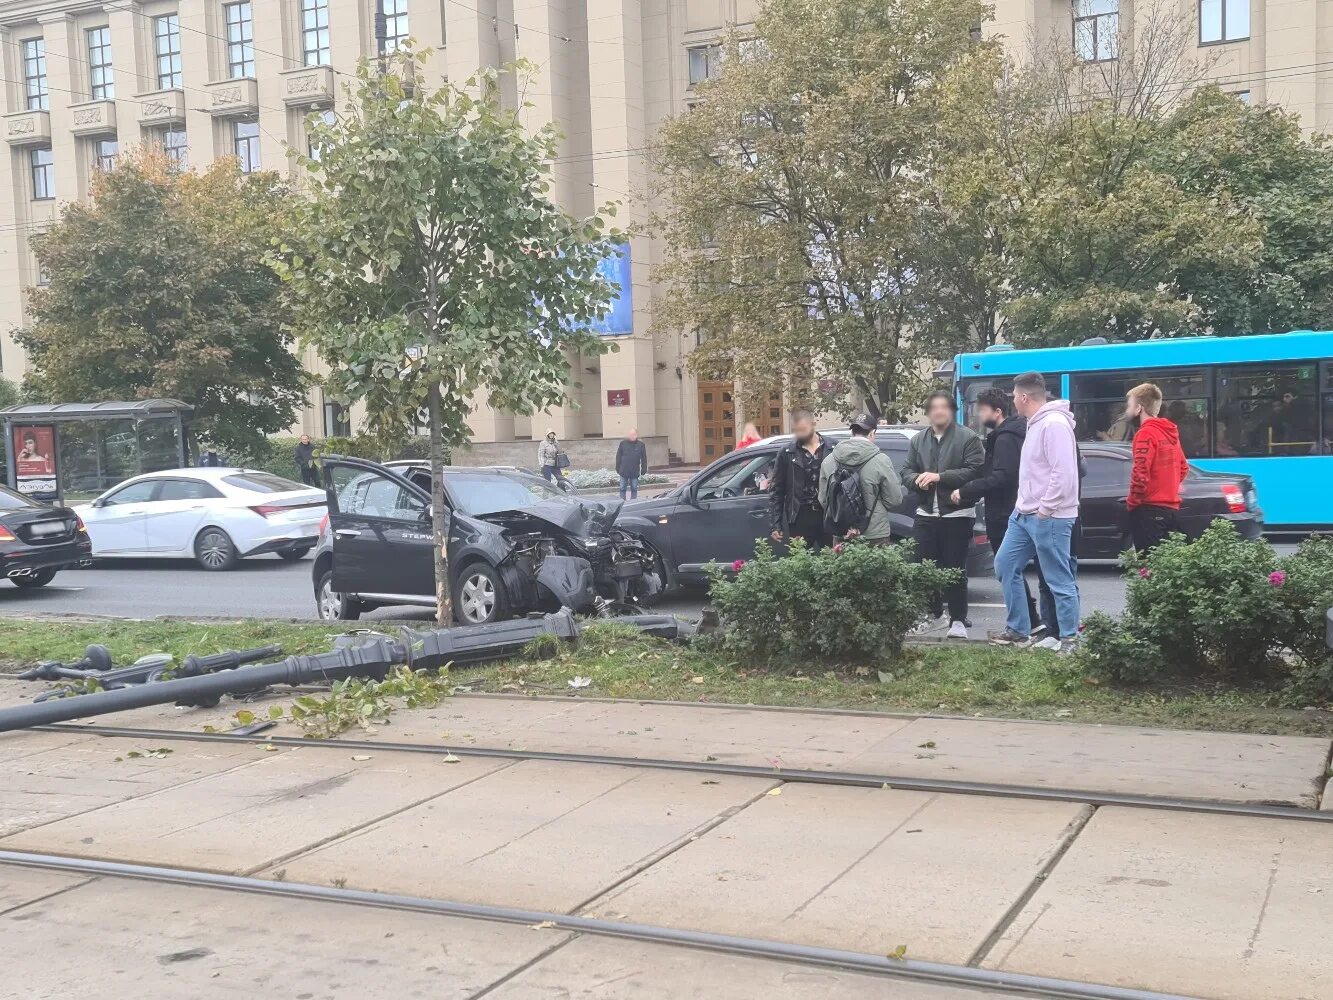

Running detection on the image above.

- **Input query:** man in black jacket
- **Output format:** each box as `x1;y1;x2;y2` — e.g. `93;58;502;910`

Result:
952;387;1040;635
768;409;833;552
295;434;318;487
615;429;649;499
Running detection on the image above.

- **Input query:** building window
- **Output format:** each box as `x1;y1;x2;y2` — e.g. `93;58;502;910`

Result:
157;127;188;165
1200;0;1249;44
87;27;115;100
301;0;330;66
1073;0;1118;61
225;2;255;78
687;44;722;86
307;108;335;160
154;15;183;89
323;399;351;437
379;0;409;54
95;138;119;172
22;39;49;111
36;260;50;286
1233;90;1251;104
233;118;260;173
30;148;54;200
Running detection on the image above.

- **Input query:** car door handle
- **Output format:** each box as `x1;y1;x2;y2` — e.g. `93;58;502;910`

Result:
335;529;361;538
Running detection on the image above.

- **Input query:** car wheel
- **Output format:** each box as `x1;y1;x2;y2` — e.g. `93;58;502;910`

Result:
316;570;361;621
194;527;238;571
455;562;507;625
279;546;313;562
11;569;56;589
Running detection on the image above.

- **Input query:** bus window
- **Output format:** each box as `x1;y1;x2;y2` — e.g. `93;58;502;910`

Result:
1322;363;1333;455
1070;369;1210;457
1215;365;1319;457
960;375;1060;432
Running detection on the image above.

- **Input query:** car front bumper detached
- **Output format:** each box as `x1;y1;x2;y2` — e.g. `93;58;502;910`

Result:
0;609;693;734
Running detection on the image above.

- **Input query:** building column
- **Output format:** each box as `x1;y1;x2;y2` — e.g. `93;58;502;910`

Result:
588;0;655;441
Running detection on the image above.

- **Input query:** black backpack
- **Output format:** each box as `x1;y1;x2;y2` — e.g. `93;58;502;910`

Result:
823;462;871;536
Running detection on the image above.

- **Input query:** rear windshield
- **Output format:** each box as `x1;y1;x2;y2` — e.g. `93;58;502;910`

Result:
0;486;38;511
222;472;307;494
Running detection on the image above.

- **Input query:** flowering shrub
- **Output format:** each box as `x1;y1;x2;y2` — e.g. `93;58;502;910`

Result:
704;539;955;668
1077;523;1333;701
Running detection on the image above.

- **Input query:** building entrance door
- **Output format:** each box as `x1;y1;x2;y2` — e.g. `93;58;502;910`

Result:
697;381;735;461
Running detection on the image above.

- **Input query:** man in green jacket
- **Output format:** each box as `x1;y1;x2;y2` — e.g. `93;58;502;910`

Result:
818;414;903;544
900;391;985;639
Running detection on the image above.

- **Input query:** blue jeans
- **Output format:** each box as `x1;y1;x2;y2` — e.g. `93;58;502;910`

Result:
619;476;639;499
996;511;1080;638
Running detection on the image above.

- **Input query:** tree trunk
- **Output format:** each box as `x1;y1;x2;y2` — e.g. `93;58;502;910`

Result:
427;379;451;626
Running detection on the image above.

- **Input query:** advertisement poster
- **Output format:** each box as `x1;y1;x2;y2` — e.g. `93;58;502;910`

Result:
589;242;633;336
13;425;57;499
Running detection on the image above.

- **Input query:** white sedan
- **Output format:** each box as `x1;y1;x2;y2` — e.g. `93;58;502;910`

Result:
76;468;327;571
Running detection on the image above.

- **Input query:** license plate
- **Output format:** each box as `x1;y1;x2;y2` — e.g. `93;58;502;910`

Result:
29;521;65;537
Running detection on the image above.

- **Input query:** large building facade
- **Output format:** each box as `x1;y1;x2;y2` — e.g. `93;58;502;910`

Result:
0;0;1325;464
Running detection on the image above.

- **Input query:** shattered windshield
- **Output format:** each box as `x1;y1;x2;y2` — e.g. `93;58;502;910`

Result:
444;472;565;515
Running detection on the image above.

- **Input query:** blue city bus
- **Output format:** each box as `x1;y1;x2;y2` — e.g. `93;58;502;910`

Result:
944;330;1333;531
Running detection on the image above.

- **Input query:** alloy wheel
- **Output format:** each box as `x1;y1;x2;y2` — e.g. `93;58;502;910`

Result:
460;572;496;623
197;530;232;570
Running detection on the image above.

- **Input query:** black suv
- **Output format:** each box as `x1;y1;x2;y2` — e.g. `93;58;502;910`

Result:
311;457;659;623
0;484;92;589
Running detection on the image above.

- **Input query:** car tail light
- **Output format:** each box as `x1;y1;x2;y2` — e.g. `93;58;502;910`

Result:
973;532;988;547
74;515;87;534
0;525;15;542
1220;483;1246;513
318;514;329;535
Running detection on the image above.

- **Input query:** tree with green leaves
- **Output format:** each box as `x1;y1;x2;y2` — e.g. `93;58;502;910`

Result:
274;52;619;624
19;150;308;454
652;0;997;420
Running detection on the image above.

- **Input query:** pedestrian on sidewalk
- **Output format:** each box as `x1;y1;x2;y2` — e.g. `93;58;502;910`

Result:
198;445;227;467
991;372;1081;654
1125;383;1189;554
295;434;318;487
615;428;649;500
737;422;762;449
768;409;834;552
900;391;984;639
537;430;566;485
819;413;902;546
951;387;1044;640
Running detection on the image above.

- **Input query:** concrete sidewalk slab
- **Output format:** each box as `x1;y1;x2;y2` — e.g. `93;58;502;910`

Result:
0;865;88;913
592;783;1090;965
488;936;1021;999
848;717;1330;807
2;742;509;873
0;735;271;838
983;806;1333;999
270;760;773;911
0;864;573;999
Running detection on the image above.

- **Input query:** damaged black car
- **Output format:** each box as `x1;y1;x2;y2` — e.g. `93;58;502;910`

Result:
311;457;661;624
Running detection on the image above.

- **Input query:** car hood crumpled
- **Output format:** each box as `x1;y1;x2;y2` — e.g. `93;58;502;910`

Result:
476;497;624;538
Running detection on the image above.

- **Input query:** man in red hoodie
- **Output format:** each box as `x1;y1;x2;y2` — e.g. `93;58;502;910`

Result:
1125;383;1190;553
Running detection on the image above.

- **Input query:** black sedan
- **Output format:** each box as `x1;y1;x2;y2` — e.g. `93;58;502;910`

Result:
615;430;995;591
0;485;92;589
311;457;659;623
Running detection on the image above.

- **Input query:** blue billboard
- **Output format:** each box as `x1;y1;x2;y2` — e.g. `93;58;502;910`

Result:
589;242;633;335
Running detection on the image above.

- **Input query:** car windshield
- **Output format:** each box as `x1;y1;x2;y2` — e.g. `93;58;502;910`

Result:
222;472;307;494
0;486;38;511
443;472;565;515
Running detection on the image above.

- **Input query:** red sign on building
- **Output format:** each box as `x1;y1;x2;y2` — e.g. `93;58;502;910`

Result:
606;389;631;408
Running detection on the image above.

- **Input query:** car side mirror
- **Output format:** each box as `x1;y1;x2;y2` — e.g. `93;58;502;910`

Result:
421;504;433;522
90;499;104;509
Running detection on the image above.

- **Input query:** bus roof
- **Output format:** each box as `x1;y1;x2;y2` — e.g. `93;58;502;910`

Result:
953;329;1333;379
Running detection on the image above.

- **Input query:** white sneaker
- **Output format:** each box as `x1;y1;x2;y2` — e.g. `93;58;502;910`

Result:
910;615;946;636
947;620;969;640
1032;636;1060;651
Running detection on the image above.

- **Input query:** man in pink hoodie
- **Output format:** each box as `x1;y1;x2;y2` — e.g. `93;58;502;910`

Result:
990;371;1081;654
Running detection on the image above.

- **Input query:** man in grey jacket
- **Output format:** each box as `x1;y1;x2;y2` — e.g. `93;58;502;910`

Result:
818;414;903;544
899;391;985;639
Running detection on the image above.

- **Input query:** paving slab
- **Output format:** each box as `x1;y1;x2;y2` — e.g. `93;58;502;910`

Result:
593;783;1090;965
2;742;509;874
848;717;1331;807
0;734;273;838
0;864;572;999
983;806;1333;1000
271;760;773;911
488;936;1021;999
0;865;89;913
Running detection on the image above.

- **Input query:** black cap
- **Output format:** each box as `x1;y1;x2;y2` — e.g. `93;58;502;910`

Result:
848;413;876;433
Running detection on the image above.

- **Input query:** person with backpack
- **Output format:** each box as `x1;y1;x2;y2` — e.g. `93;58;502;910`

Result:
899;391;984;639
818;413;903;546
1125;382;1190;553
768;409;834;552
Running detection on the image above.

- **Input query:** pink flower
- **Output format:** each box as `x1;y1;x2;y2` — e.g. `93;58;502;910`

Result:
731;559;745;572
1269;570;1287;586
1138;567;1151;579
833;543;844;554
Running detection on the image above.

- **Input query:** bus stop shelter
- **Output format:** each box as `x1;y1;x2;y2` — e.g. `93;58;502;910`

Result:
2;399;192;503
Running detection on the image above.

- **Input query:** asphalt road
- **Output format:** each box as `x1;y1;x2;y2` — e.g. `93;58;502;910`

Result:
0;551;1133;636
